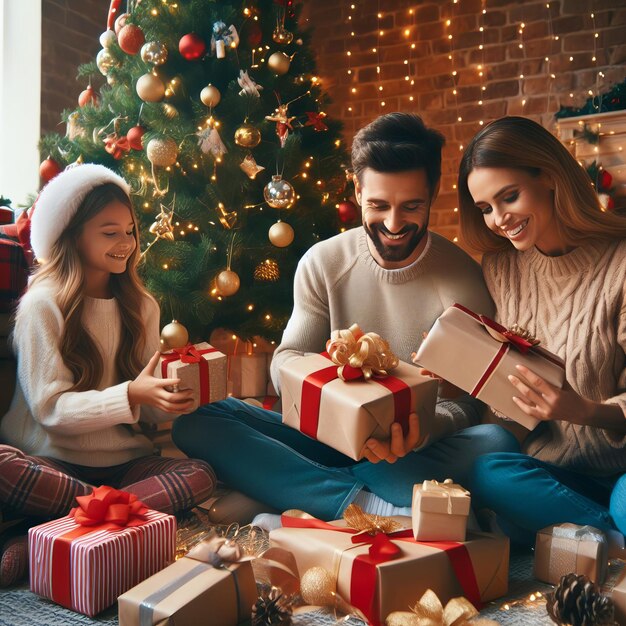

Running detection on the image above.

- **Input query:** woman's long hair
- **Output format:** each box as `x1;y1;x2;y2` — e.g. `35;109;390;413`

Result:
458;116;626;255
28;183;149;391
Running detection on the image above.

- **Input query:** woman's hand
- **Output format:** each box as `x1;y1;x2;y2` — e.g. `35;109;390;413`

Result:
128;351;196;414
417;368;465;399
361;412;422;464
508;364;592;424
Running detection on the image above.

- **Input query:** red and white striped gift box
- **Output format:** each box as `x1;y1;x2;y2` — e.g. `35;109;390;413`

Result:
29;509;176;617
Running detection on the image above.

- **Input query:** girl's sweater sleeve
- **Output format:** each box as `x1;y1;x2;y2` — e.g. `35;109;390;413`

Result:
14;289;137;435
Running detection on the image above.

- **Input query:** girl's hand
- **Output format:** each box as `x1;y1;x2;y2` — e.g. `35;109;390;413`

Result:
508;364;592;425
128;351;196;414
361;412;422;464
417;368;465;399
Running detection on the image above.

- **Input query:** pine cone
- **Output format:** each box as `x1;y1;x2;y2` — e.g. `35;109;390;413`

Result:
251;587;294;626
546;573;616;626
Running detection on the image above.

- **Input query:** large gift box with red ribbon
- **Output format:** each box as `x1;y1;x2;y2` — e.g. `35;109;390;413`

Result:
118;535;257;626
270;510;509;626
280;325;438;461
414;304;566;430
157;342;227;410
29;486;176;617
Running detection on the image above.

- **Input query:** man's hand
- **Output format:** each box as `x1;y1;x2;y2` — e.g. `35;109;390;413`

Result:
361;412;421;464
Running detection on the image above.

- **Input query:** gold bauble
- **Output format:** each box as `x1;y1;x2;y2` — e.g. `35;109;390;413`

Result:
268;51;291;75
254;259;280;282
136;72;165;102
140;41;168;65
146;137;178;167
300;567;336;606
96;48;116;75
160;319;189;351
268;221;294;247
234;123;261;148
216;270;240;296
264;175;296;209
272;27;294;45
200;84;221;107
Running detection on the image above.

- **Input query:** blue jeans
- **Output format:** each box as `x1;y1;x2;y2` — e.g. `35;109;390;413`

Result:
172;398;520;520
470;452;626;546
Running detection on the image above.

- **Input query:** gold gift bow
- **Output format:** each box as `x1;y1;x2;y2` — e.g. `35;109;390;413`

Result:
386;588;500;626
326;323;399;381
421;479;470;515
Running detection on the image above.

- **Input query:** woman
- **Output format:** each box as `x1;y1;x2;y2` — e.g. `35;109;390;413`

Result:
458;116;626;546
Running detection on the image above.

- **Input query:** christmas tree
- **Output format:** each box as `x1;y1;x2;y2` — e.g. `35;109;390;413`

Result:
39;0;352;343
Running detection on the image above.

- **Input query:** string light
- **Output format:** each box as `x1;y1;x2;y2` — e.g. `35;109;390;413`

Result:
445;2;463;150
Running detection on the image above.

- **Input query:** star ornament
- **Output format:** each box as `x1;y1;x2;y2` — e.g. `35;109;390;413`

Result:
304;111;328;131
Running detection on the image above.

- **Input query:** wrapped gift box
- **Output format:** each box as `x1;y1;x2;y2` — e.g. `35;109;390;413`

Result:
414;304;565;430
412;480;471;542
271;517;509;626
157;342;227;410
608;568;626;625
228;352;268;398
280;354;438;460
29;488;176;617
533;523;608;585
118;537;257;626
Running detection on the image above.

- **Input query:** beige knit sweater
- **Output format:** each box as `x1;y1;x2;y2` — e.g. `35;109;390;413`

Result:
482;238;626;475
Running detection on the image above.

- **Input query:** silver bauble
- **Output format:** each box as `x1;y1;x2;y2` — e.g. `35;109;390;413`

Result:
99;29;117;48
96;48;116;76
264;175;296;209
140;41;168;65
146;137;178;167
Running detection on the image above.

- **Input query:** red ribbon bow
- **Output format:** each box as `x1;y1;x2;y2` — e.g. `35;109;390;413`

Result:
304;111;329;131
478;315;535;354
104;134;131;160
70;485;148;527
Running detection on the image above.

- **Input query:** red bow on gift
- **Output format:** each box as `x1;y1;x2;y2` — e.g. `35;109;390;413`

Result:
70;485;148;527
171;343;208;364
104;134;131;160
304;111;329;131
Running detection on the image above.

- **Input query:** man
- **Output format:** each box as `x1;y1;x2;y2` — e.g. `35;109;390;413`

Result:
173;113;518;521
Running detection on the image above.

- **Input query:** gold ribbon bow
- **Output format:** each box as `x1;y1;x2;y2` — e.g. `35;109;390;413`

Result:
421;479;470;515
386;589;500;626
343;503;402;535
186;534;244;566
326;323;399;381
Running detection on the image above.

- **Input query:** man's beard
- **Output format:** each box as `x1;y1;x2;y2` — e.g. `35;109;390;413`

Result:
363;220;429;263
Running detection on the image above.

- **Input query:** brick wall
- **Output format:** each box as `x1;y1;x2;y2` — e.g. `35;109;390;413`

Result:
40;0;104;134
303;0;626;244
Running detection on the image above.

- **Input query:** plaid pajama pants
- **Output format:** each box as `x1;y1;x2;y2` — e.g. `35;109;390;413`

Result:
0;445;216;519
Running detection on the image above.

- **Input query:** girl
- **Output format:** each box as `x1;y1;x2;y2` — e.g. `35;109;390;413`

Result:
0;164;216;586
457;116;626;546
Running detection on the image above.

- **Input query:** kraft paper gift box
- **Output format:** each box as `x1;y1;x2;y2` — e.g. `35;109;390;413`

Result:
533;523;608;585
414;303;566;430
228;352;268;398
157;342;227;410
29;486;176;617
280;354;438;460
412;480;471;542
270;514;509;626
118;536;257;626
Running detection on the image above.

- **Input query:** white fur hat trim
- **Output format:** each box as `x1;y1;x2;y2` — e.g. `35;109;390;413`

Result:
30;163;131;262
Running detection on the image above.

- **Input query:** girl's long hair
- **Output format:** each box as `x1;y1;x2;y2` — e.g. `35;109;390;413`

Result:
458;116;626;255
29;183;149;391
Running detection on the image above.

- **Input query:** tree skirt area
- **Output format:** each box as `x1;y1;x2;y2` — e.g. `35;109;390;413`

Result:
4;551;607;626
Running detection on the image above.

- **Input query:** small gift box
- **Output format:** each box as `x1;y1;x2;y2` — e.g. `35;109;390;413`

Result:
280;324;438;460
157;342;227;410
228;352;268;398
412;479;471;542
533;523;608;585
414;304;565;430
271;507;509;626
118;535;257;626
29;486;176;617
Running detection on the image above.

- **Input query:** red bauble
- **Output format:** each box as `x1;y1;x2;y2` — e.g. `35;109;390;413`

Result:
178;33;206;60
39;158;62;183
246;22;262;47
600;169;613;190
127;125;146;150
78;85;97;107
118;24;145;55
337;200;359;223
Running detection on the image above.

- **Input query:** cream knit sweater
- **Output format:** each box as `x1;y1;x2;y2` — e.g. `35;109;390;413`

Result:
482;238;626;475
0;282;171;467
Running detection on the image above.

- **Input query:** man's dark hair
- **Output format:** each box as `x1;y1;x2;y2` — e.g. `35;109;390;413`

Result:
351;113;445;195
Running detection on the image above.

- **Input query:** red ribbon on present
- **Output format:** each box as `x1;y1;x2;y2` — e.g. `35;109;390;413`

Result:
299;352;411;442
104;134;131;160
51;486;148;609
281;512;482;625
161;344;217;404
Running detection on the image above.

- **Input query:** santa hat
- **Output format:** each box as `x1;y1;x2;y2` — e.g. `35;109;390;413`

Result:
30;163;131;262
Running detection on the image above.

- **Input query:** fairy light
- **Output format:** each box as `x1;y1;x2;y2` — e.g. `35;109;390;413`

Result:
591;10;601;112
518;20;527;110
477;0;487;125
545;2;556;113
346;1;356;130
376;4;384;109
445;1;463;150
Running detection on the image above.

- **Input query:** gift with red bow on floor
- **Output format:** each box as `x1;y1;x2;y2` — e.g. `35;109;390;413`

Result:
269;505;509;626
29;486;176;617
413;303;566;430
156;342;227;411
280;324;438;460
0;208;33;313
